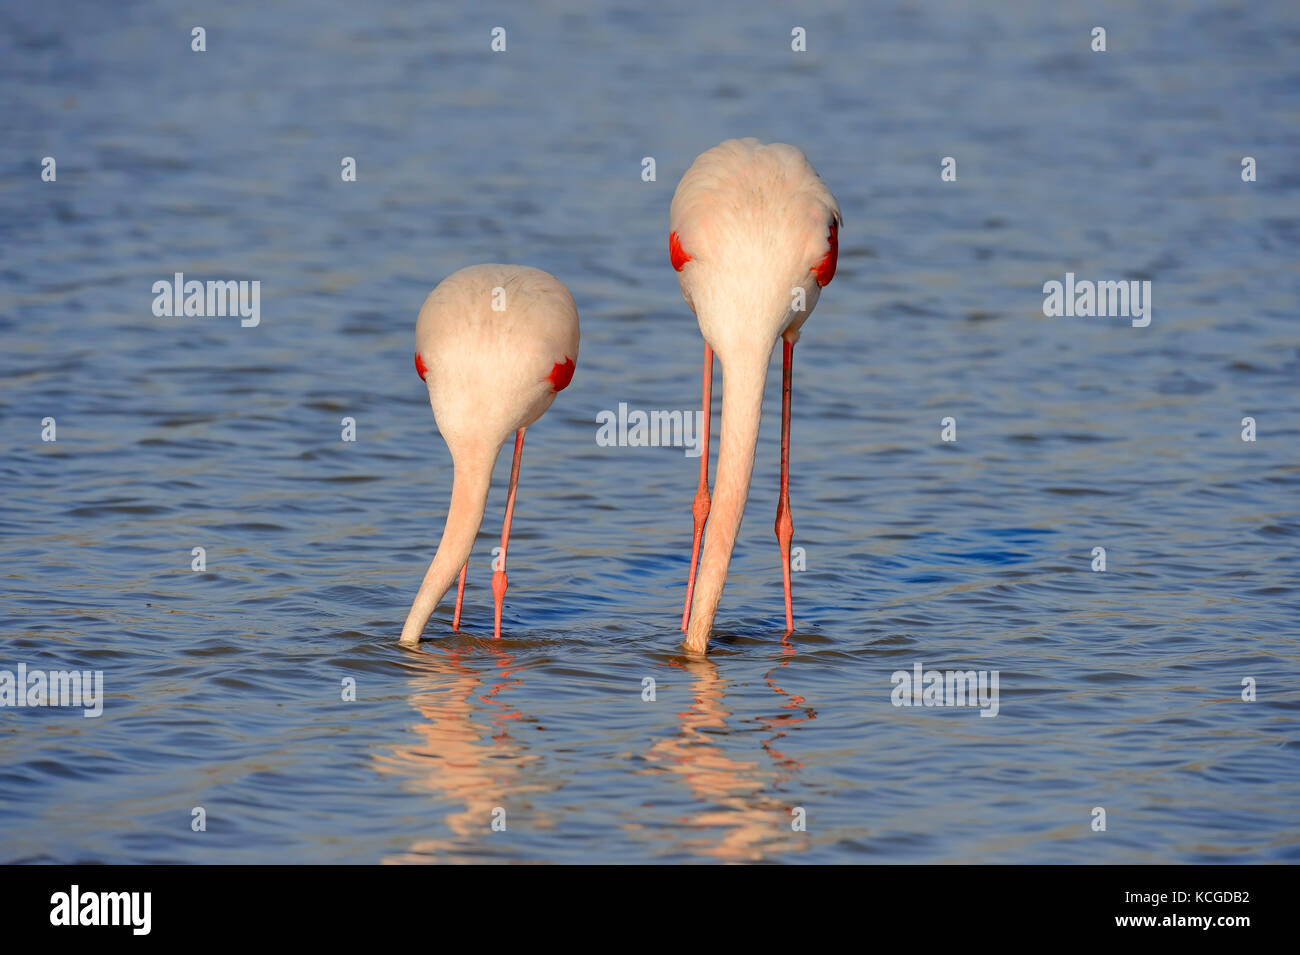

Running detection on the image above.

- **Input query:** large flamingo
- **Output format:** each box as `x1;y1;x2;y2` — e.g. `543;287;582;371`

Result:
399;264;579;645
671;139;841;654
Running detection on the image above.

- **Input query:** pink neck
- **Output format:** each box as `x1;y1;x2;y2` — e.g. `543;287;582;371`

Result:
685;346;770;652
399;449;494;644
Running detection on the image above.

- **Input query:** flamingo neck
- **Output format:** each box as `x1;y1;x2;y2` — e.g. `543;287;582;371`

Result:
685;344;771;652
399;446;496;644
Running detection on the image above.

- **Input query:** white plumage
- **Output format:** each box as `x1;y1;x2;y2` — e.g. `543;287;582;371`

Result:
400;264;579;645
670;139;841;653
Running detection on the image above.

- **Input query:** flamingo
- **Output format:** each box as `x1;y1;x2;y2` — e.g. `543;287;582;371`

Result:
399;264;579;645
671;138;841;654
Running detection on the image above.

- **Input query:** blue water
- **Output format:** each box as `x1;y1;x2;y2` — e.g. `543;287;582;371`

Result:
1;0;1298;863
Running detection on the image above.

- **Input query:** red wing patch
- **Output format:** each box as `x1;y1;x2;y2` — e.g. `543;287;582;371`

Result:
812;220;838;287
669;231;691;272
414;351;430;381
547;356;576;392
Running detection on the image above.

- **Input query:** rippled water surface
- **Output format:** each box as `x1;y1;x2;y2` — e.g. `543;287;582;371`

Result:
2;0;1298;863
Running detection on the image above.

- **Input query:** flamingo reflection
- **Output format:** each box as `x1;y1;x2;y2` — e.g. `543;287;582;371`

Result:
375;644;552;863
641;647;815;862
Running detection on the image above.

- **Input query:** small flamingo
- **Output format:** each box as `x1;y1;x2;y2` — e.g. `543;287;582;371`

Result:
399;264;579;645
671;139;841;653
